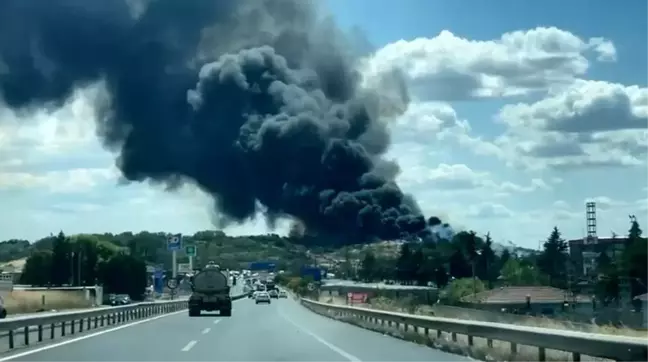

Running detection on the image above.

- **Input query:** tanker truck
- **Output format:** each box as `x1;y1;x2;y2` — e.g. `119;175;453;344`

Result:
188;261;232;317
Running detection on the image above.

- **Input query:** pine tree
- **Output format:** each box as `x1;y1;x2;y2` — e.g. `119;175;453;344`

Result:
478;232;497;288
358;251;376;282
396;243;414;284
411;247;426;285
628;215;642;240
538;226;569;289
50;231;71;286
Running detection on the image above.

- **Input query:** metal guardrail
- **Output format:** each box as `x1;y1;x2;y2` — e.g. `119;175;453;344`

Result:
301;298;648;362
0;294;248;353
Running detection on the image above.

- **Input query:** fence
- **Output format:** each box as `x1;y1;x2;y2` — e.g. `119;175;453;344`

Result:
301;298;647;361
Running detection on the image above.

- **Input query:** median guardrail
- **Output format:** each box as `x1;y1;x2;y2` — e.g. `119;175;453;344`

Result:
0;294;248;353
301;298;647;362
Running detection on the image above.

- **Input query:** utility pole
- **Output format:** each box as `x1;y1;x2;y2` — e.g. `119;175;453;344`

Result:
69;252;74;286
77;249;82;286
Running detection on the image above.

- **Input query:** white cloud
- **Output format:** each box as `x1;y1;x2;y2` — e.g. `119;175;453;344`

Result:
363;27;616;101
467;203;515;218
0;22;644;252
494;80;647;170
397;162;550;197
0;85;102;157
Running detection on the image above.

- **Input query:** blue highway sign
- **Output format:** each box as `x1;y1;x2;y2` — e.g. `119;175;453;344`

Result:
167;234;182;251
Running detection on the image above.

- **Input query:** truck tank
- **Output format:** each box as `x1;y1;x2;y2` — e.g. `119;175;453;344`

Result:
188;267;232;317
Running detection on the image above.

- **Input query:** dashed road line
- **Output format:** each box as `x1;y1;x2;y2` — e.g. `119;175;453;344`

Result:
181;340;198;352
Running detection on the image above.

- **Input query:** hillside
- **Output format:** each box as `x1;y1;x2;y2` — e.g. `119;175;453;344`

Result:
0;230;538;274
0;231;314;273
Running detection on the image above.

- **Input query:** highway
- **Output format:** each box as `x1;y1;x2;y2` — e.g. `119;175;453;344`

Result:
0;295;470;361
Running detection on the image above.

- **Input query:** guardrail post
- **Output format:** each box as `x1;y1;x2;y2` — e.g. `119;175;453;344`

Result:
539;347;546;361
8;330;13;349
61;321;66;336
38;324;43;342
23;326;29;345
71;319;75;334
50;323;55;339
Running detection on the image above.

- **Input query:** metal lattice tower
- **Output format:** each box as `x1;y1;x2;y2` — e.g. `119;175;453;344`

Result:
586;201;597;240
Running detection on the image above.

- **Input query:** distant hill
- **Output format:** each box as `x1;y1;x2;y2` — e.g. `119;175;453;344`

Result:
0;230;539;273
491;241;539;257
0;231;314;273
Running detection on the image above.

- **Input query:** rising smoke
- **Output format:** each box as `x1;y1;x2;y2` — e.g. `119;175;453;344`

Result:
0;0;442;246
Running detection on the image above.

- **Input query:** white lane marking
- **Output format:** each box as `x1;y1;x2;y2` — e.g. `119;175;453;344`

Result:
280;311;361;362
0;309;186;361
181;340;198;351
0;298;244;361
201;328;211;334
213;319;221;325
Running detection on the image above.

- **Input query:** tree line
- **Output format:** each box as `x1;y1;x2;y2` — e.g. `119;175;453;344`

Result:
353;217;647;306
2;230;309;271
20;231;148;299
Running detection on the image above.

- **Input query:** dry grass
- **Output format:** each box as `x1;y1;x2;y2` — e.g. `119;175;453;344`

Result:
319;295;645;338
4;290;93;314
307;298;615;362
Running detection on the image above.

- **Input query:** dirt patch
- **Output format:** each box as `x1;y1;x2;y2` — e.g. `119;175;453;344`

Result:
4;290;93;314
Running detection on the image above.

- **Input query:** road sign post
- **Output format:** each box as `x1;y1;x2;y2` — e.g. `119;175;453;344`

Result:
167;234;182;278
185;245;196;271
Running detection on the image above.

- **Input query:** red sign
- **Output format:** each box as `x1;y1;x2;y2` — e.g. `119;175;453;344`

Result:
346;292;368;304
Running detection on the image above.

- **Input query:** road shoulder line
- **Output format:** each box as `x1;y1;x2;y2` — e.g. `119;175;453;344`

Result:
279;310;361;362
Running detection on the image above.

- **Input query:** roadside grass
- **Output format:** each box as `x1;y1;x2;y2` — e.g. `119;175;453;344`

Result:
308;296;640;361
4;290;93;314
319;295;645;338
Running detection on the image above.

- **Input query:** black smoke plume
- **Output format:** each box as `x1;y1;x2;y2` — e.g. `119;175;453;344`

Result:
0;0;439;246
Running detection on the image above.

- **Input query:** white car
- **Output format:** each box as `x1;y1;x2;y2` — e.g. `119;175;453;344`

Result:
278;291;288;298
255;291;271;304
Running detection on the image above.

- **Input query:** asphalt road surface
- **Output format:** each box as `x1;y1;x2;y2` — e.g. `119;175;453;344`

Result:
0;295;469;361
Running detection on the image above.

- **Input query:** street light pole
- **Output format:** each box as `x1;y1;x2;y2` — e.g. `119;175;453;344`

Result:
472;250;482;302
77;250;82;286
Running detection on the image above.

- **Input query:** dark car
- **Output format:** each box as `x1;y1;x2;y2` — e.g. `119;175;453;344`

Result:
116;294;131;305
108;294;131;305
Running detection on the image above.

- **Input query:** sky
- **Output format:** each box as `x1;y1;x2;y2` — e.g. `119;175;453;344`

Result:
0;0;646;249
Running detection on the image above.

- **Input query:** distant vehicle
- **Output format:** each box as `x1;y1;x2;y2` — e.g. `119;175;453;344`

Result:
266;281;277;291
108;294;131;306
188;263;232;317
255;291;271;304
269;290;278;299
278;291;287;298
116;294;131;305
0;295;7;318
